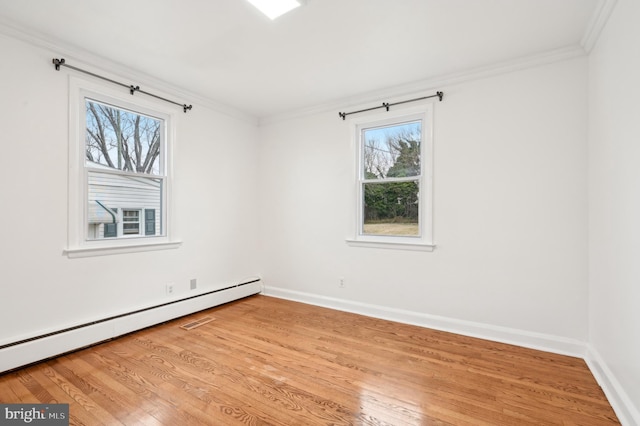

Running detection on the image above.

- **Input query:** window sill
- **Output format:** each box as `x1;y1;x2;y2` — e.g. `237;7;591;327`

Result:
345;239;435;252
64;241;182;258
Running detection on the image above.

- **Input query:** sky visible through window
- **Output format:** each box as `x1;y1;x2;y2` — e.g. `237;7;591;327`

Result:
363;121;421;179
85;99;162;176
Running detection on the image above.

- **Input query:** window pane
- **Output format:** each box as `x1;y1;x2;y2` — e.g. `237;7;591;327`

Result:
363;121;421;179
87;170;162;240
123;210;140;221
123;223;140;234
363;181;419;236
85;99;162;175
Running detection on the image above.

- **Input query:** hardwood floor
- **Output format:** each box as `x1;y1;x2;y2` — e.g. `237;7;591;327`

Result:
0;295;619;425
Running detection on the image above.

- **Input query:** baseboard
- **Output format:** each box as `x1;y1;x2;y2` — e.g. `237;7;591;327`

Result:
585;347;640;426
262;285;587;357
0;279;261;373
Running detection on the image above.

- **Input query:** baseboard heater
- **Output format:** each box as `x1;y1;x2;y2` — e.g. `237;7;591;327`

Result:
0;278;261;374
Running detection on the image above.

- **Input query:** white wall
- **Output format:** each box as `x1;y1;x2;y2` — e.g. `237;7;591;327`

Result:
1;12;635;422
258;57;589;343
0;33;260;346
2;7;636;420
588;0;640;421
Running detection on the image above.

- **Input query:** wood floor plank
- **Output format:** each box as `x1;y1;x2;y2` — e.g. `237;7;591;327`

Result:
200;308;531;424
50;356;151;425
0;372;31;402
121;350;289;425
0;295;619;425
209;332;426;424
121;334;304;425
19;366;111;426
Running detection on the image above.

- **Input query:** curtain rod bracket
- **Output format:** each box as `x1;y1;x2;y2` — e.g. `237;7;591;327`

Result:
129;85;140;95
183;104;192;113
383;102;390;111
437;91;443;101
52;58;65;71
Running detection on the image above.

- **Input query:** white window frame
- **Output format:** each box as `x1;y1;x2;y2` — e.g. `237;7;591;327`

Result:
65;76;181;258
346;104;435;251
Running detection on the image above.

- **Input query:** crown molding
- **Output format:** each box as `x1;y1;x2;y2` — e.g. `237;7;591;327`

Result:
581;0;618;53
0;16;258;125
259;44;587;126
0;9;598;128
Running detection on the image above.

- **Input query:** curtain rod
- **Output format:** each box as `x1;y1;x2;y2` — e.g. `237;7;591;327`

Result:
338;91;443;120
52;58;193;113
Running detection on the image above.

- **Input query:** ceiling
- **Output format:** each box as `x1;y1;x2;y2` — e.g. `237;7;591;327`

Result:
0;0;603;120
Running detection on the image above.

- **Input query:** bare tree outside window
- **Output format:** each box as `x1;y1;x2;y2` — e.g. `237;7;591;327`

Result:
85;100;161;175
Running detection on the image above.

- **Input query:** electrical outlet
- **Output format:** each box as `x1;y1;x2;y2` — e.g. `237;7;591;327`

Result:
190;278;197;290
166;283;174;295
339;277;345;288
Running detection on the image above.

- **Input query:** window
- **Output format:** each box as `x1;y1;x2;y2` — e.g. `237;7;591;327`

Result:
85;97;165;241
66;77;180;257
122;210;141;235
348;106;434;251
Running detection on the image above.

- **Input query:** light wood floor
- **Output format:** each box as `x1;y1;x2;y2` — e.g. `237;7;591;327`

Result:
0;295;619;425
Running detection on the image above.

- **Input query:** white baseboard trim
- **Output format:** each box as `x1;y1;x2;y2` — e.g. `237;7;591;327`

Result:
262;285;587;358
585;347;640;426
0;280;261;373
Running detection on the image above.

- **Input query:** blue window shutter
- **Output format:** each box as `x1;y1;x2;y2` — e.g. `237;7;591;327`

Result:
104;222;117;238
145;209;156;235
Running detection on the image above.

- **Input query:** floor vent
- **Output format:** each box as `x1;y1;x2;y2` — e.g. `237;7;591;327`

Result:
180;316;215;330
